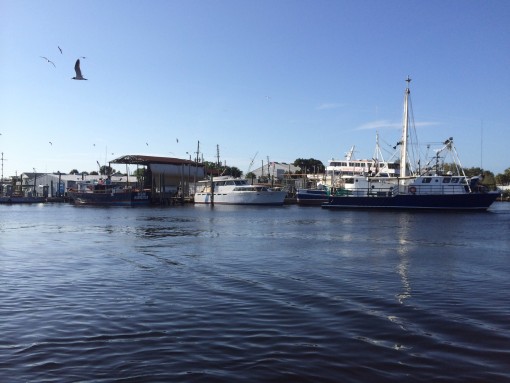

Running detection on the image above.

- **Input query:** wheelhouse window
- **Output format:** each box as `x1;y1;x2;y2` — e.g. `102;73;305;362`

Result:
422;178;432;183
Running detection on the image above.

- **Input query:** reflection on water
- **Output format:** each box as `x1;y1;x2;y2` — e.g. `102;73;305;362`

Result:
1;203;509;382
396;214;412;304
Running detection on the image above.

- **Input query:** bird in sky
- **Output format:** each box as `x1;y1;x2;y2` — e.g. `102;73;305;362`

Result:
49;141;53;145
58;46;62;54
176;138;179;143
72;59;87;80
41;56;56;67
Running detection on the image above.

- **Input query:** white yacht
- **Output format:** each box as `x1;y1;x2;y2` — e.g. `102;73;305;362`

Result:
194;176;287;205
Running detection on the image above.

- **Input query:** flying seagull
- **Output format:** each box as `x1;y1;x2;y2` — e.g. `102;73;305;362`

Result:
41;56;56;67
72;59;87;80
58;46;62;54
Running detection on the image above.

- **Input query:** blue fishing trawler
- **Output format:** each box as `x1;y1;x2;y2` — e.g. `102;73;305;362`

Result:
322;78;500;211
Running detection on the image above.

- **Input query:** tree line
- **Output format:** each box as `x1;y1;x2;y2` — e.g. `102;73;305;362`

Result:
67;161;510;187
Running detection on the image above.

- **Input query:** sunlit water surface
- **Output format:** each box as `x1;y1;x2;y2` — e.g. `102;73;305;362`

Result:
1;202;509;382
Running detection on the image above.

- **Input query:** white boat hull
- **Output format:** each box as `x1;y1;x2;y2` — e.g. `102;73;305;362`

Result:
194;191;286;205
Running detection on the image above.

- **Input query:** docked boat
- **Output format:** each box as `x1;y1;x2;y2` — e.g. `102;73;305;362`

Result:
325;143;400;181
298;140;399;206
194;176;287;205
322;78;500;211
68;183;151;206
296;183;330;205
0;195;45;204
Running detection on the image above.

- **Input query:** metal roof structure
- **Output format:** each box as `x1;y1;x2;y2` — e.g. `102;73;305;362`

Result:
111;155;200;166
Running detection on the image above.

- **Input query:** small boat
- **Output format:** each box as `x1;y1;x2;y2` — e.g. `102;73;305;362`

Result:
322;78;500;211
194;176;287;205
68;183;151;206
0;195;45;204
296;184;330;205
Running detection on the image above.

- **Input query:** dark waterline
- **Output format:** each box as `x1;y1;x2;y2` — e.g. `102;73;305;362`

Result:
1;203;509;382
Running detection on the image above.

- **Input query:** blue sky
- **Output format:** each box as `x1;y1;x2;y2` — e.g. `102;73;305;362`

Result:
1;0;509;177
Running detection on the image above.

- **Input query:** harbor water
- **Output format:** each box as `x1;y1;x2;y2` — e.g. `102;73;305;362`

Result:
1;202;509;382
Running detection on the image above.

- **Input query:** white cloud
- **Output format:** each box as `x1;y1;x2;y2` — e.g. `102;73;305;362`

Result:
355;120;441;130
355;120;400;130
316;103;345;110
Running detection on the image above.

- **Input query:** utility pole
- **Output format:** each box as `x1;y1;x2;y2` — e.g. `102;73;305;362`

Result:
267;156;270;182
1;152;5;180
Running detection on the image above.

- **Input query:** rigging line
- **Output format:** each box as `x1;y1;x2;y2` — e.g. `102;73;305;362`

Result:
480;120;484;170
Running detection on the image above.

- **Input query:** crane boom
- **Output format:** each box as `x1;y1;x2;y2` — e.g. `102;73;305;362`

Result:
247;151;258;174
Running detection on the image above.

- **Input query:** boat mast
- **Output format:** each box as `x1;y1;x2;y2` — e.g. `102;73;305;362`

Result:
371;132;385;176
400;76;411;178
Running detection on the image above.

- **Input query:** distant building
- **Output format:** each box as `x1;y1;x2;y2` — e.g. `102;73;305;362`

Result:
112;154;205;196
0;155;207;199
0;172;141;198
250;162;300;181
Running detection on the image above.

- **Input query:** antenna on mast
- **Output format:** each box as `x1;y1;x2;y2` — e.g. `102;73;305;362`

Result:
480;120;484;170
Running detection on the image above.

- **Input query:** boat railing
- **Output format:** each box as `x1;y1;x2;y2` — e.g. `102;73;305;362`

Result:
330;186;397;197
406;184;468;195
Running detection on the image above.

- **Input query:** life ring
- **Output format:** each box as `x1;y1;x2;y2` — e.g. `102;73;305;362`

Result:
409;186;417;194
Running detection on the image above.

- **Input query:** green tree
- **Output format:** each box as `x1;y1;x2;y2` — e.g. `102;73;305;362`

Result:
222;166;243;178
458;167;496;189
495;167;510;185
462;167;484;178
293;158;325;174
245;172;256;180
132;168;145;178
99;165;115;176
201;162;242;178
69;169;80;175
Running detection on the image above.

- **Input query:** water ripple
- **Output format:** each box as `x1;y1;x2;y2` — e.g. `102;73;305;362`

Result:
1;203;509;382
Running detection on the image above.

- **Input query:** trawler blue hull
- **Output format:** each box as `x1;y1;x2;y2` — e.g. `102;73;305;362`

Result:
322;192;500;211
